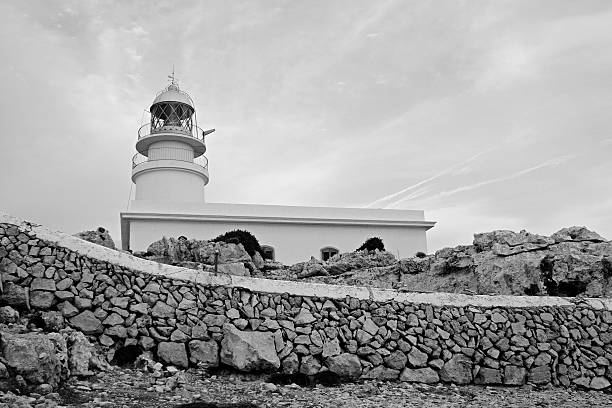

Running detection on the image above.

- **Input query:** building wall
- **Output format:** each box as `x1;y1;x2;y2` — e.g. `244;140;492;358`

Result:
1;213;611;390
133;168;205;203
129;218;429;263
147;140;194;161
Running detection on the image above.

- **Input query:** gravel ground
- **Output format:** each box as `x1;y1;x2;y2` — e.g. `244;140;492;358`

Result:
32;367;610;408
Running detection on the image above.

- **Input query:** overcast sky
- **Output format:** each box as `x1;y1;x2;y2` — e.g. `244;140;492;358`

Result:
1;0;611;253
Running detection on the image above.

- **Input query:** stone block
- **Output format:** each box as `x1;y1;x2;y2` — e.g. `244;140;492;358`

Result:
439;354;473;384
528;365;551;384
157;342;188;368
326;353;362;379
474;367;502;385
362;366;400;380
220;324;280;372
70;310;103;335
299;355;321;375
282;352;299;374
384;350;407;370
188;340;219;368
29;291;55;309
407;348;428;368
400;367;439;383
503;365;526;385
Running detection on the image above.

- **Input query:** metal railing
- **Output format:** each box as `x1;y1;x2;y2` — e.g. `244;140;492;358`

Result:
138;123;207;142
132;152;209;170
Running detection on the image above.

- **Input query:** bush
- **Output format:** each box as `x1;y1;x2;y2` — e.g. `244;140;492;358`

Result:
356;237;385;252
415;251;427;258
212;229;262;257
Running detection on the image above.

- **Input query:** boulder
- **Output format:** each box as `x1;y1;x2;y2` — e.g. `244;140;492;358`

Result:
0;331;67;391
0;306;19;324
551;226;606;243
216;262;250;276
439;354;473;384
590;376;611;390
188;340;219;368
0;282;28;309
65;331;95;377
220;324;280;372
157;342;188;368
74;227;116;249
293;257;328;278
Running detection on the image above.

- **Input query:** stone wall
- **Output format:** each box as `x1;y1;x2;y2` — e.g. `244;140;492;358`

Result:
1;214;611;390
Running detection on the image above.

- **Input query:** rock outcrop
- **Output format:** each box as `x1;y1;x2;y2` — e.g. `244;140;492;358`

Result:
400;226;612;297
251;226;611;298
74;227;116;250
144;237;256;276
288;250;397;279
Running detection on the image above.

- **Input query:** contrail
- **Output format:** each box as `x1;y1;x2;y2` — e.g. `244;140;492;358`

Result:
364;148;495;208
386;154;574;208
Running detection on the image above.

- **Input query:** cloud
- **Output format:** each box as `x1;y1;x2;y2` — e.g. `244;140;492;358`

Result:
364;148;495;208
388;154;575;208
1;1;611;253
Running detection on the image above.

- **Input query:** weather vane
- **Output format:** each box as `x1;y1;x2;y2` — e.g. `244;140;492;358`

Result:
168;65;178;86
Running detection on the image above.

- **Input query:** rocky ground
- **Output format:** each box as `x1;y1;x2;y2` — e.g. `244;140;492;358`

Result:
2;366;612;408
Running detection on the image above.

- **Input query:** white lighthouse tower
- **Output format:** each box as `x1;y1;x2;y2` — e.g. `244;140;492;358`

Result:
131;77;210;203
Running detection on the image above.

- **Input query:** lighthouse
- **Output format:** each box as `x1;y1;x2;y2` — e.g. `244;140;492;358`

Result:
121;77;435;263
131;77;210;203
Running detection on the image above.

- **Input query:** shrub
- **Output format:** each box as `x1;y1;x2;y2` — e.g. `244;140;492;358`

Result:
356;237;385;252
415;251;427;258
212;229;262;257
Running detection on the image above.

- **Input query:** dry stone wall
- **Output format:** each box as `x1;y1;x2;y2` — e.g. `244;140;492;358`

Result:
1;214;611;390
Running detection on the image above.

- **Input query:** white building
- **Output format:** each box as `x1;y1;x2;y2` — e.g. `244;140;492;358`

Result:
120;80;435;264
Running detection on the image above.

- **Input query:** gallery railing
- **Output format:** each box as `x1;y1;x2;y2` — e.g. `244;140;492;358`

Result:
137;123;206;142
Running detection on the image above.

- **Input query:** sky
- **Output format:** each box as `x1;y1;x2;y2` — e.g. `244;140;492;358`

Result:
1;0;611;253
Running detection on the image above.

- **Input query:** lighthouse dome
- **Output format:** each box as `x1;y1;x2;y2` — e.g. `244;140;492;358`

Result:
151;84;195;109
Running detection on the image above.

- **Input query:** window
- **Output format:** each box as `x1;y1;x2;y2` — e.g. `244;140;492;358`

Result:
261;245;275;261
320;246;339;261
